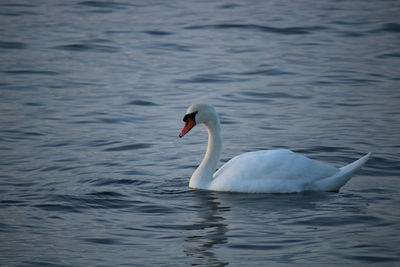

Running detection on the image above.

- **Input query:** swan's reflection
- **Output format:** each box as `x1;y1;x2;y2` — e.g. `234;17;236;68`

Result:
184;190;229;267
183;190;341;265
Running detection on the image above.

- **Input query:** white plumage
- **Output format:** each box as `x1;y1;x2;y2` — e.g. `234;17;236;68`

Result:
179;104;370;193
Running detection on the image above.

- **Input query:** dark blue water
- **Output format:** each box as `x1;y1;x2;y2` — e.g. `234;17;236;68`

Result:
1;0;400;266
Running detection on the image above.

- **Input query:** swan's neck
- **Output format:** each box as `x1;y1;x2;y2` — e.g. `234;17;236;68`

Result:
189;120;222;189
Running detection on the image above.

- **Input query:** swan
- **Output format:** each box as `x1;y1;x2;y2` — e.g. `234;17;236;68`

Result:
179;104;371;193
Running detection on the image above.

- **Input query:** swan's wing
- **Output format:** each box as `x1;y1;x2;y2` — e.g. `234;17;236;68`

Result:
212;149;339;193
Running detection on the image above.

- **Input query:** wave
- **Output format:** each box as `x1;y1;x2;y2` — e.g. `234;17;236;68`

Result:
184;23;328;35
0;41;28;49
103;143;153;152
372;23;400;33
53;43;119;53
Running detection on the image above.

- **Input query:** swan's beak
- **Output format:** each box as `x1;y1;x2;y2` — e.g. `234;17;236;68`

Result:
179;118;196;138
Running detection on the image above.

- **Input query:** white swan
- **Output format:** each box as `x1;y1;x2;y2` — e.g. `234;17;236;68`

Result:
179;104;371;193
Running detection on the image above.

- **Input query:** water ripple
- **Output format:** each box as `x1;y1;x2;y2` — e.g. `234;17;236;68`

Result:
0;41;28;49
77;1;133;9
292;215;381;227
82;238;123;245
175;73;249;84
142;30;173;36
35;203;81;213
343;255;398;263
2;70;60;76
378;53;400;59
92;178;149;186
128;100;158;106
103;143;153;151
184;24;328;35
241;91;310;100
229;244;284;250
149;42;192;52
373;23;400;33
40;193;142;211
218;3;241;9
241;69;295;76
54;44;119;53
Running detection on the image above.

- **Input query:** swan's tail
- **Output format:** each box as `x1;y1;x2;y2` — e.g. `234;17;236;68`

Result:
314;153;371;192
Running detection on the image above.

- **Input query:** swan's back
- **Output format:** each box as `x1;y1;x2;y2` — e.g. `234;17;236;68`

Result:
211;149;340;193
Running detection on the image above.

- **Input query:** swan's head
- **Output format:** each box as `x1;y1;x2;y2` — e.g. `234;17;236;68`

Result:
179;104;218;138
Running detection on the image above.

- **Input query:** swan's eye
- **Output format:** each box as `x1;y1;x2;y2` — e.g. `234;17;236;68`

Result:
182;111;198;123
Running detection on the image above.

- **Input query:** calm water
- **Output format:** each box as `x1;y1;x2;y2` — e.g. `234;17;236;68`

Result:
1;0;400;266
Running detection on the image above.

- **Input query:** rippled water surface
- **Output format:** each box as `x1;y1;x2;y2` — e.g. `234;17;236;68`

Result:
1;0;400;266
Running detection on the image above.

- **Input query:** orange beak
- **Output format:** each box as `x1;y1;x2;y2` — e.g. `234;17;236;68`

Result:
179;118;196;138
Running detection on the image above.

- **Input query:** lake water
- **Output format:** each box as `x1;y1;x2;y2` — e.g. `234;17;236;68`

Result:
1;0;400;266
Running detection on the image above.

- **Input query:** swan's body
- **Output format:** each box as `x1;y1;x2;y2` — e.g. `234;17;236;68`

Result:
179;104;370;193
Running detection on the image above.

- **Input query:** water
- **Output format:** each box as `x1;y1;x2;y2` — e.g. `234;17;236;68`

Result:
1;0;399;266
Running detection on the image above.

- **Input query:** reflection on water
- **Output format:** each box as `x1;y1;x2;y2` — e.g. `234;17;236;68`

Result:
184;191;341;265
185;191;229;267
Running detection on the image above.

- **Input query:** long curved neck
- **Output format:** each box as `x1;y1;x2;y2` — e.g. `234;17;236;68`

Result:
189;119;222;189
